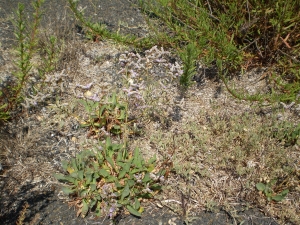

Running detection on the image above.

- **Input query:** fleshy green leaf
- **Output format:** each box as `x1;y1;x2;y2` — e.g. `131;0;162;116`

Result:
99;169;110;177
106;175;117;182
113;125;121;130
112;143;123;151
147;155;156;164
78;170;84;180
111;92;117;106
53;173;76;183
80;190;88;197
90;199;97;208
142;173;151;183
131;168;146;174
70;171;81;179
61;186;75;195
134;198;140;210
106;156;115;170
118;162;131;179
121;184;130;201
127;179;135;187
61;160;69;171
256;183;266;191
85;173;92;184
272;189;289;201
115;181;122;189
150;183;162;191
133;148;142;168
272;195;284;202
90;184;97;192
126;205;141;217
119;110;126;120
71;158;78;171
280;189;289;196
81;199;89;217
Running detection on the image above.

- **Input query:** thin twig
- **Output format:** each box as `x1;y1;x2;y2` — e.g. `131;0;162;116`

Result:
246;0;250;22
278;49;300;63
206;0;213;15
186;1;220;22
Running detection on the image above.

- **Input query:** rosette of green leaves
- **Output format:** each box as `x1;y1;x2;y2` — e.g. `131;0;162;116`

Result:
54;137;165;218
79;92;127;135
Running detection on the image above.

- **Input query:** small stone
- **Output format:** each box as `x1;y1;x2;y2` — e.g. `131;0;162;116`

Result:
71;137;77;142
36;115;43;121
84;90;93;98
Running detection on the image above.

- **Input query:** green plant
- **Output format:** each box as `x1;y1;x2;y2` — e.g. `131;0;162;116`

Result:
0;0;59;121
12;0;44;100
256;180;289;202
0;1;43;121
272;121;300;146
139;0;300;103
66;0;154;48
37;35;59;79
78;92;128;137
179;43;199;87
54;137;165;218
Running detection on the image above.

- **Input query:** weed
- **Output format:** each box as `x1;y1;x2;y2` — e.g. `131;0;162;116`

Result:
54;137;165;218
179;43;199;87
0;0;59;121
256;180;289;202
272;120;300;146
138;0;300;103
12;0;44;100
37;35;59;80
78;92;129;138
66;0;154;48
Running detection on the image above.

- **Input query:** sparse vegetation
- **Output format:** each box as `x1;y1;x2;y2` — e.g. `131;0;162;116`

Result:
138;0;300;103
0;0;299;224
0;0;59;121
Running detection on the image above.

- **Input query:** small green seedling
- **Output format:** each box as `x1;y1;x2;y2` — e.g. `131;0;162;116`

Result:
256;180;289;202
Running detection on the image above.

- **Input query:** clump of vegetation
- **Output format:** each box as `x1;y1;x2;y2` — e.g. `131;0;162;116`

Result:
256;180;289;202
54;137;165;218
0;0;59;121
138;0;300;103
179;43;199;87
78;92;129;138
